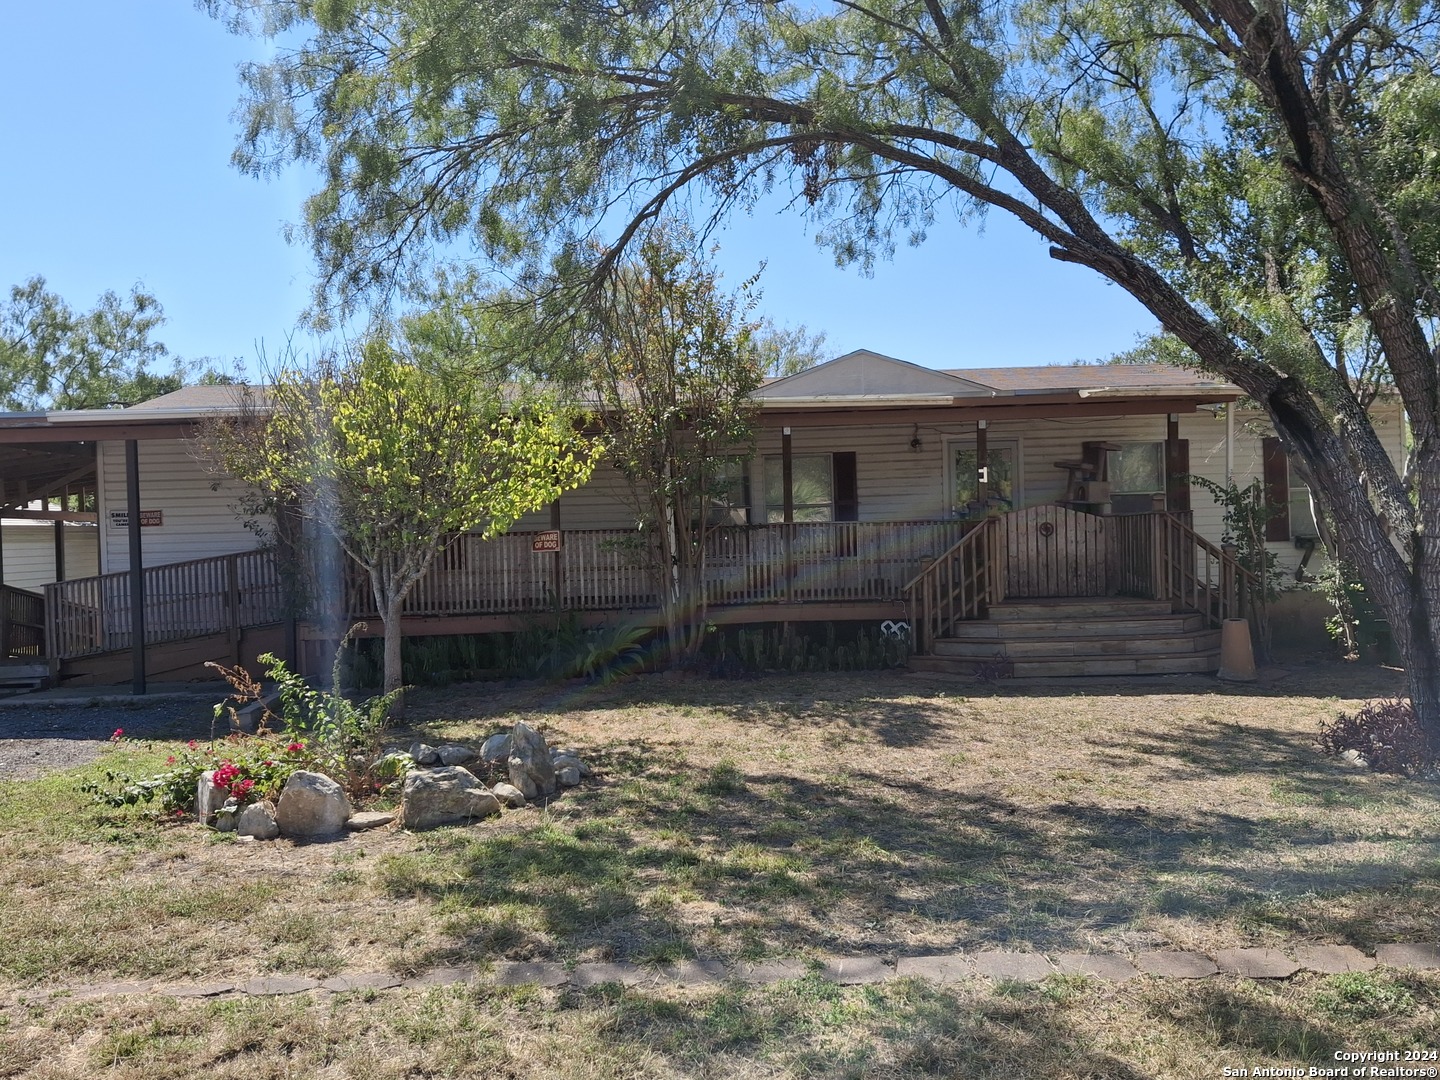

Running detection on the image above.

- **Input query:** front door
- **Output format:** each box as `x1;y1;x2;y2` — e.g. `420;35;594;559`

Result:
949;439;1019;518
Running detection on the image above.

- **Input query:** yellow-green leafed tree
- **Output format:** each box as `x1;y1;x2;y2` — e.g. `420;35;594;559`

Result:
222;335;595;709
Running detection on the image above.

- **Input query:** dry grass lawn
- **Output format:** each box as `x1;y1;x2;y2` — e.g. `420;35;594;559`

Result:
1;662;1437;1077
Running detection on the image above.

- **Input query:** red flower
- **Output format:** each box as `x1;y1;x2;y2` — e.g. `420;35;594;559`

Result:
286;742;305;753
187;740;198;750
166;755;176;765
110;729;124;743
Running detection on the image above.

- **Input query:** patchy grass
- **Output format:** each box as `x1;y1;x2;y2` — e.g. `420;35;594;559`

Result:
1;969;1437;1079
1;663;1438;1075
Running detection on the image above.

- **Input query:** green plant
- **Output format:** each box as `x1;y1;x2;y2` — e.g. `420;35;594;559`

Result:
1312;972;1418;1020
1321;557;1394;662
544;623;650;682
208;632;405;798
79;733;307;814
1189;476;1283;659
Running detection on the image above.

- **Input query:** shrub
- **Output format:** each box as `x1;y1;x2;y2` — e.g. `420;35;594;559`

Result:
80;734;307;813
1318;698;1435;777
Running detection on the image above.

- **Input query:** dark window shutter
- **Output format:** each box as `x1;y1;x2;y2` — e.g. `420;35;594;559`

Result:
1262;436;1291;541
1165;439;1191;514
833;452;858;521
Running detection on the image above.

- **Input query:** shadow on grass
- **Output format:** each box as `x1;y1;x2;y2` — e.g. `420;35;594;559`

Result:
387;727;1439;972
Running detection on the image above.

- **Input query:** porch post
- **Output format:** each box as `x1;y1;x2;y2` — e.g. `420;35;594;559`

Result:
1224;404;1235;484
975;420;989;506
126;439;146;695
782;427;794;602
1164;413;1190;516
53;515;65;583
550;499;563;615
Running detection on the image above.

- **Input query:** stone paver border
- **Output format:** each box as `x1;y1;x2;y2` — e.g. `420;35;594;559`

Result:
9;941;1437;1005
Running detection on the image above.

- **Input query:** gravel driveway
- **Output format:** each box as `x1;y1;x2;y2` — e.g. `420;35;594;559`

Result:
0;695;224;781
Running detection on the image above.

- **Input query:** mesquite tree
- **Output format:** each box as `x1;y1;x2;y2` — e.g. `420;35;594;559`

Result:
215;0;1440;752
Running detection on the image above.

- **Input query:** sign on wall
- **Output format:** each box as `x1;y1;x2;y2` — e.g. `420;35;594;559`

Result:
532;530;562;552
108;510;164;528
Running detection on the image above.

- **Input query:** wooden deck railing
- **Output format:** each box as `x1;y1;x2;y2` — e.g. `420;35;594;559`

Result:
1;584;46;658
1154;514;1257;627
45;551;284;659
902;519;997;653
341;521;971;619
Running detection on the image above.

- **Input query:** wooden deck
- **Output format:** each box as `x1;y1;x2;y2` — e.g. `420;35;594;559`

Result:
33;510;1254;684
43;520;969;662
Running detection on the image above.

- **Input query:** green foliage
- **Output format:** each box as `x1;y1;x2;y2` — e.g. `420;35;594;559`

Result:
211;0;1440;736
1312;972;1418;1021
706;622;910;675
0;275;199;410
249;650;405;797
1188;476;1282;601
79;735;307;814
574;222;766;661
543;623;650;682
1321;558;1394;662
201;327;598;697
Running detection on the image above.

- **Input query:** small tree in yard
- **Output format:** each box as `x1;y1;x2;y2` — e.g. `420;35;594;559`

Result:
206;334;596;710
581;227;764;662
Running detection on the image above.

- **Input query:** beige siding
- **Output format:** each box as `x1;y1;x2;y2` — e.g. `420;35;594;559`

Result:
0;522;100;589
509;461;641;532
97;439;264;574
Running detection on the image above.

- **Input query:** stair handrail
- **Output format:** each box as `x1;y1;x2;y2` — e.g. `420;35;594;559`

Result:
902;518;1000;653
2;584;47;659
1154;513;1260;628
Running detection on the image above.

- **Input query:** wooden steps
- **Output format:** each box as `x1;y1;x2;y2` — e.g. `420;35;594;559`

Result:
0;660;50;695
909;596;1222;679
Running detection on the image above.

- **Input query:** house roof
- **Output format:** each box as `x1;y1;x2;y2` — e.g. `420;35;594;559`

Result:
751;352;1239;408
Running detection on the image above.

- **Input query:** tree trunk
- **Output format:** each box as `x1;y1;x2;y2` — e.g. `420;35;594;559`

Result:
381;594;406;718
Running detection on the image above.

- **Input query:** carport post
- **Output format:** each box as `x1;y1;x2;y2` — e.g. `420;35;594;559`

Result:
126;440;146;695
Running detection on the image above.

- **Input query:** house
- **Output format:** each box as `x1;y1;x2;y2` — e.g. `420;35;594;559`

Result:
0;352;1407;686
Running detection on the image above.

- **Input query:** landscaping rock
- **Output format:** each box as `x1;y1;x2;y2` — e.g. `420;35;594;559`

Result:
196;770;230;825
1214;947;1300;979
237;800;280;840
437;745;476;766
214;801;239;832
551;749;592;776
491;782;527;809
409;742;440;767
556;765;582;787
480;733;512;763
275;771;352;838
399;766;501;830
345;811;395;832
508;722;556;800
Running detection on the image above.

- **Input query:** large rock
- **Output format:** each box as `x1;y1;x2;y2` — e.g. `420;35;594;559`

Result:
480;733;512;764
196;770;230;825
275;771;352;838
437;745;476;766
507;722;557;801
399;766;501;830
490;782;528;809
410;742;440;767
237;800;280;840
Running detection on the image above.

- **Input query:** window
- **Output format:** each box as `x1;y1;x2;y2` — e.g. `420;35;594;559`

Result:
705;458;750;526
952;445;1015;514
764;454;833;522
1106;443;1165;494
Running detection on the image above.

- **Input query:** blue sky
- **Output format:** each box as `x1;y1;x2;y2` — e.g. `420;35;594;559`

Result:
0;3;1159;376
